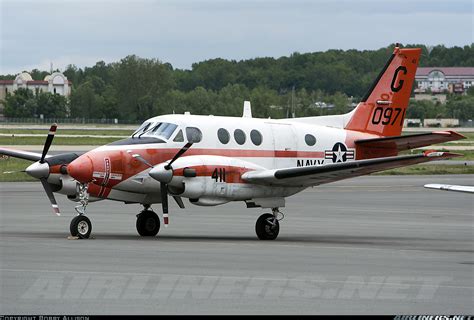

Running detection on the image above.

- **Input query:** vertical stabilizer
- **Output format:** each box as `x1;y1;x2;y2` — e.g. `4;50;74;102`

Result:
345;46;421;136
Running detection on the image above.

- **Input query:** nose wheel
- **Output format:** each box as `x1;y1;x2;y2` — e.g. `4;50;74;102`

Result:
136;208;161;237
255;208;283;240
70;215;92;239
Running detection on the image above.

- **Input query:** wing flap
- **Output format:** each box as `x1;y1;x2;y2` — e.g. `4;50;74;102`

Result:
242;151;461;187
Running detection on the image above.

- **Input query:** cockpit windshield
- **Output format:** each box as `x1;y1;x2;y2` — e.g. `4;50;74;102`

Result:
132;121;152;137
132;121;178;140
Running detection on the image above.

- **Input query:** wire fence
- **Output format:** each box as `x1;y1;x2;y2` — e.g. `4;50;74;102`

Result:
0;117;141;125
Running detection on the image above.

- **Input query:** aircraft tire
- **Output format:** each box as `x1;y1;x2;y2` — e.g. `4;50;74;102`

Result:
136;210;160;237
255;213;279;240
70;215;92;239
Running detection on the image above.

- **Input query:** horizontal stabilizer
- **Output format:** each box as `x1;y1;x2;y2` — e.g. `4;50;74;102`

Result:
355;131;465;152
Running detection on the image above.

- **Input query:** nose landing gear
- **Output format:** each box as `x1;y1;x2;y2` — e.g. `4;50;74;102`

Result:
70;215;92;239
255;208;284;240
70;183;92;239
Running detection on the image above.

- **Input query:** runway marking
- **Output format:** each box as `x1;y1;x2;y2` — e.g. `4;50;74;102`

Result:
1;268;472;290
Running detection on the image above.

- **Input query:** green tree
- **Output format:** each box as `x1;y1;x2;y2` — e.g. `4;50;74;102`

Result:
3;88;37;117
70;82;101;118
114;55;174;121
36;92;68;118
446;95;474;121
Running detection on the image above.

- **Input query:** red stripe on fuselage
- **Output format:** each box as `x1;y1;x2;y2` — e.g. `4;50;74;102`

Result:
84;147;325;189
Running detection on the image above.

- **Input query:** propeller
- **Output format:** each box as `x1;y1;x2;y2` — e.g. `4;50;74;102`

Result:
128;142;193;226
3;170;26;174
25;123;61;216
40;124;57;163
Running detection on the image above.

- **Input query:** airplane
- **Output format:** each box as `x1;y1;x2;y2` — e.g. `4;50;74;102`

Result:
0;45;466;240
424;184;474;193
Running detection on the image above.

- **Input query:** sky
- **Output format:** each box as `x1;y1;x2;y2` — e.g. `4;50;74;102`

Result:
0;0;472;74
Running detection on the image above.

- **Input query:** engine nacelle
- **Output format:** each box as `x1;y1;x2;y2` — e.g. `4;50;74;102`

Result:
46;174;78;196
189;197;229;206
167;155;267;201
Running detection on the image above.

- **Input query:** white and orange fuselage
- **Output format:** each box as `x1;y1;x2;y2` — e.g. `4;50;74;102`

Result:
63;114;373;206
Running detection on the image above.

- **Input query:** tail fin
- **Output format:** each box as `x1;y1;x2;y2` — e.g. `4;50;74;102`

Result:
345;46;421;136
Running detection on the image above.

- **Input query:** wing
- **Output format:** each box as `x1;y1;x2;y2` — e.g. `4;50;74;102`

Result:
0;147;45;161
242;151;461;187
424;184;474;194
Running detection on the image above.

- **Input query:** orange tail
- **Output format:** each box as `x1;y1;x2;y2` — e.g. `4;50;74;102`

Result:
345;46;421;137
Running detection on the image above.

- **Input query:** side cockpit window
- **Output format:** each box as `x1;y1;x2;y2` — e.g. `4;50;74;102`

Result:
173;130;184;142
186;127;202;143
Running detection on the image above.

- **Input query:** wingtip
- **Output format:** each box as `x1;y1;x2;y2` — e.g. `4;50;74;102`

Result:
433;130;467;140
423;150;463;158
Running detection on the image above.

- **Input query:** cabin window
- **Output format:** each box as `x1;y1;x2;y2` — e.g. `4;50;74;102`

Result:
217;128;230;144
234;129;246;145
173;129;184;142
186;127;202;143
250;130;262;146
305;134;316;146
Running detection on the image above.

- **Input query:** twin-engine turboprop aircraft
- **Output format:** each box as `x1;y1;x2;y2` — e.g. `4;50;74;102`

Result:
0;46;466;240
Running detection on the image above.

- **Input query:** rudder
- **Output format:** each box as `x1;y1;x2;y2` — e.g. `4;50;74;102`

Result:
345;46;421;136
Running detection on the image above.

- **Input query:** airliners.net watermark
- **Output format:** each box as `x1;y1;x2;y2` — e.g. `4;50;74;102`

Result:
19;274;453;300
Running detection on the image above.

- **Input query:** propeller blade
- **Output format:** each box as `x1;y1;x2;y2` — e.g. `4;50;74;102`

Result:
40;178;60;216
40;123;57;163
160;182;169;226
173;196;185;209
3;170;26;174
165;142;193;169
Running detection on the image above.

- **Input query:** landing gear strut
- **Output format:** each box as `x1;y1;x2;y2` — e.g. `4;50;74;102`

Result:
255;208;283;240
136;205;160;237
70;183;92;239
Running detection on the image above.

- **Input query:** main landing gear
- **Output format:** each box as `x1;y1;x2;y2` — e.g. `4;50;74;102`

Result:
136;205;161;237
255;208;284;240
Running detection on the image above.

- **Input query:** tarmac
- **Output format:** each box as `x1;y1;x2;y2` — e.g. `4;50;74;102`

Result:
0;175;473;314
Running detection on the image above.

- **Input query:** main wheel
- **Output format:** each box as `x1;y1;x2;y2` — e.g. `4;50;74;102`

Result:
136;210;160;237
70;215;92;239
255;213;280;240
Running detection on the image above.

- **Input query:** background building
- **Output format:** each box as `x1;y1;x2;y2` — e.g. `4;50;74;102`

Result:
415;67;474;94
0;71;71;118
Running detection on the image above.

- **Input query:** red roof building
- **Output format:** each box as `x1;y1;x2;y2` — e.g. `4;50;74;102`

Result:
415;67;474;94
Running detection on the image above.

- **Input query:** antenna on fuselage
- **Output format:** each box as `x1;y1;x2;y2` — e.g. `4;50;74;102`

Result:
242;101;252;118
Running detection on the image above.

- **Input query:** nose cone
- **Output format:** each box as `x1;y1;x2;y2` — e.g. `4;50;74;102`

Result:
25;161;49;179
68;155;93;183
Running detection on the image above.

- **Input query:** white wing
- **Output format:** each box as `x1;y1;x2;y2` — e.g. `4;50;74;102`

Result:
424;184;474;194
242;151;460;187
